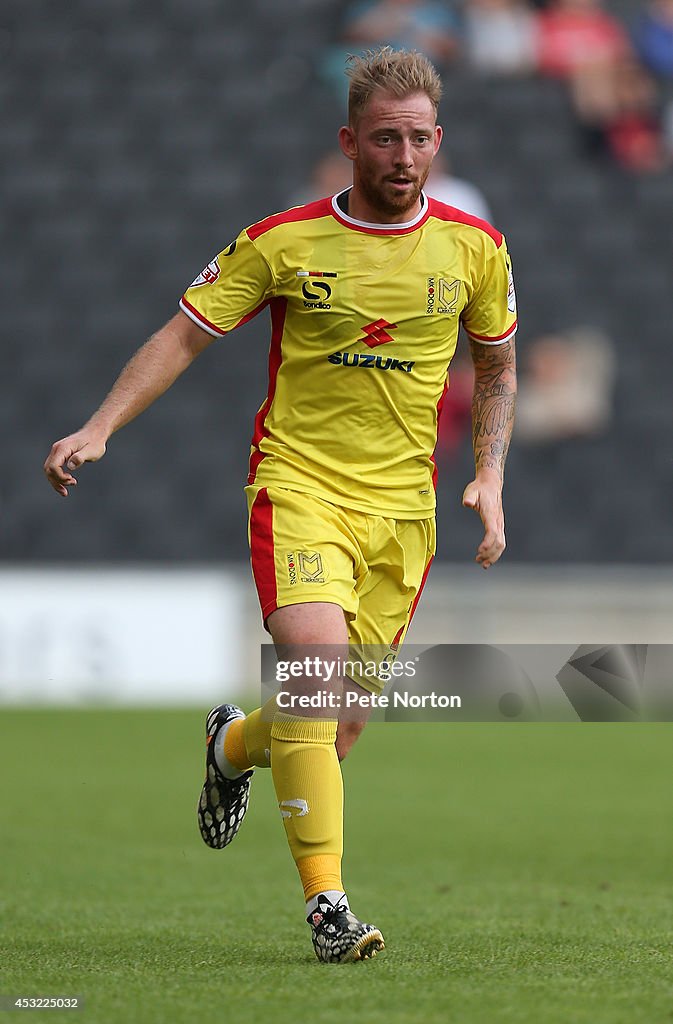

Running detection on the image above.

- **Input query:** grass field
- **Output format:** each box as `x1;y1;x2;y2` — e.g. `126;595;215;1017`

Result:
2;710;672;1023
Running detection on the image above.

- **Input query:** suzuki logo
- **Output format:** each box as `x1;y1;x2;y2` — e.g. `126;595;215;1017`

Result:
360;319;398;348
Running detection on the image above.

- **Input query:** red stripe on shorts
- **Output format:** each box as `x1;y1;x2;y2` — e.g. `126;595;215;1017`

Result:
407;553;434;628
391;551;434;649
250;487;278;618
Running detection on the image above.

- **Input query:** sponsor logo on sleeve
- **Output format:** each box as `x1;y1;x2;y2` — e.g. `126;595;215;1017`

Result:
507;266;517;314
189;257;221;288
188;241;237;289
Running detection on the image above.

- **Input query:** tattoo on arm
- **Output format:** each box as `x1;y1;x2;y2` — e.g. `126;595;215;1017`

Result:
469;336;517;478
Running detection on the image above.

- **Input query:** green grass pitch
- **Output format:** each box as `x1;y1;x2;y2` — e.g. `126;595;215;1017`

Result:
2;710;672;1023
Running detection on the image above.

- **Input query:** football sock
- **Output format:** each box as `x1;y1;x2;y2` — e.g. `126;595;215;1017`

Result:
270;712;344;901
220;699;277;775
213;716;247;780
298;856;345;904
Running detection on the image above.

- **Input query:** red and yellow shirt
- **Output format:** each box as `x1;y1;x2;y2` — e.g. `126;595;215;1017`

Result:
180;190;517;518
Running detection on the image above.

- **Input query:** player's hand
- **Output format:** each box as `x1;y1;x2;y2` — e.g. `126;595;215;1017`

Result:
43;431;107;497
462;473;505;569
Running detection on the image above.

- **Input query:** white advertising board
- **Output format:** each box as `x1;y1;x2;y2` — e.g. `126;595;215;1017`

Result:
0;568;241;705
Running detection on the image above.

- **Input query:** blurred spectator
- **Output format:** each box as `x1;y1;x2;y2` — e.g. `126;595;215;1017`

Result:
340;0;462;65
320;1;462;95
287;150;351;207
515;326;615;443
465;0;537;77
535;0;630;78
533;0;669;173
634;0;673;80
435;350;474;464
535;0;631;129
425;151;493;220
603;56;669;173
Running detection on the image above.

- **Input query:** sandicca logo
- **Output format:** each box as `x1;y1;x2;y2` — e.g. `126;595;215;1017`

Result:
297;270;337;310
302;280;332;309
327;352;415;372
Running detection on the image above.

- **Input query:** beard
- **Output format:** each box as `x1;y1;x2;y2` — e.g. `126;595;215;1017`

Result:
357;166;429;219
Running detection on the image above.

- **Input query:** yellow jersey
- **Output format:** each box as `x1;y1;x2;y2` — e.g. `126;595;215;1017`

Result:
179;189;517;519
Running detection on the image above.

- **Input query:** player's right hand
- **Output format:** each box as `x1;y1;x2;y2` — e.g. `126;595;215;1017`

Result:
43;432;107;497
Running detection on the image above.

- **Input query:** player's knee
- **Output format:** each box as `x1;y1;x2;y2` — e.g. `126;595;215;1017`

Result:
268;602;348;646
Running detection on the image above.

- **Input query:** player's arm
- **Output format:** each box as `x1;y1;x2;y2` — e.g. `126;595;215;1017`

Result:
44;311;213;496
462;335;517;568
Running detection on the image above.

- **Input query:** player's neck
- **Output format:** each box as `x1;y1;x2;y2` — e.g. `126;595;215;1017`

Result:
345;185;424;225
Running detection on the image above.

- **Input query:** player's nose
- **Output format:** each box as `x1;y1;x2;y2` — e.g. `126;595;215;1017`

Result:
394;140;414;167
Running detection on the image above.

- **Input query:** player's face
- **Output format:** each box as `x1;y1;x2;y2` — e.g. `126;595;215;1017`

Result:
339;91;442;222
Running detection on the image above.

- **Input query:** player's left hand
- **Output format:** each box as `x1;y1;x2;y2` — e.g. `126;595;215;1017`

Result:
462;473;505;569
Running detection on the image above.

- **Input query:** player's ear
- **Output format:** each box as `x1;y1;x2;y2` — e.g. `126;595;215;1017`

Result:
433;124;443;155
338;125;357;161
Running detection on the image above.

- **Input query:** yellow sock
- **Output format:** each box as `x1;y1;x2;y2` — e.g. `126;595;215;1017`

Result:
270;712;344;901
297;854;343;902
223;698;277;771
222;718;250;772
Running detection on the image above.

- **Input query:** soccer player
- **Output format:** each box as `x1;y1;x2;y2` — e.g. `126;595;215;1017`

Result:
44;47;517;963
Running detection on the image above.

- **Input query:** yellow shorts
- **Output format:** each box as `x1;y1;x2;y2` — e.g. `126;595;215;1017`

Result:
246;484;435;689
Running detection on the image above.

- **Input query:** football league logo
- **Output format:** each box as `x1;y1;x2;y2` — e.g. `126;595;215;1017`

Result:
189;258;221;288
507;266;517;314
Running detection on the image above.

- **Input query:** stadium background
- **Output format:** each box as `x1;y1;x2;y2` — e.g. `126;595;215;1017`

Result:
4;5;673;1020
2;0;672;690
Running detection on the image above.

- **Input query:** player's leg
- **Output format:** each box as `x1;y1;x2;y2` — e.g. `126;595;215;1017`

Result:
267;600;384;962
200;484;382;960
197;485;357;849
280;513;434;959
267;600;347;908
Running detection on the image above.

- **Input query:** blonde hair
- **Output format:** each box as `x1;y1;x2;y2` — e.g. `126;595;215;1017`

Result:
346;47;442;126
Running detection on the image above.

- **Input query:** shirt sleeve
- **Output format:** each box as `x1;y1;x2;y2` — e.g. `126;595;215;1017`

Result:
461;236;518;346
179;228;275;338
